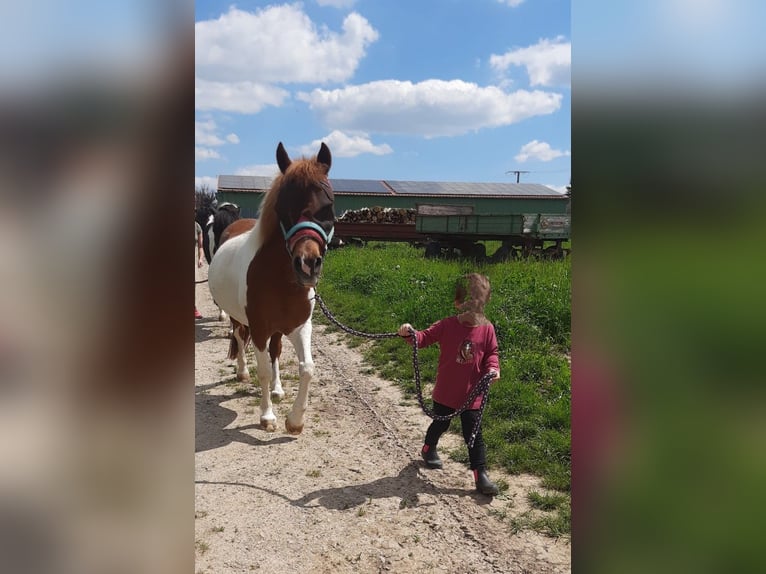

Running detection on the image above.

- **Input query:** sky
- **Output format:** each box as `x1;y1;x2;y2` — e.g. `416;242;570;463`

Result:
195;0;571;192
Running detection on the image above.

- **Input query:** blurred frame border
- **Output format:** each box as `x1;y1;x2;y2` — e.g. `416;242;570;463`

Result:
573;1;766;572
0;2;193;573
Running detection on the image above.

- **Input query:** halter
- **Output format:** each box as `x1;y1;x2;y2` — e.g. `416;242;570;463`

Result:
280;218;335;255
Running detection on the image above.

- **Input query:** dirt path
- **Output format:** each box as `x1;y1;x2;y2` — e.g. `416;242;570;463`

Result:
195;268;571;574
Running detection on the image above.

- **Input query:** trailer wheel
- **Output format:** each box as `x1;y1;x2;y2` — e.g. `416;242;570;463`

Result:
463;242;486;260
424;241;441;258
491;244;512;262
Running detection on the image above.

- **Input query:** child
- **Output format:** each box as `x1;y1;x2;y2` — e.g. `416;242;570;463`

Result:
398;273;501;496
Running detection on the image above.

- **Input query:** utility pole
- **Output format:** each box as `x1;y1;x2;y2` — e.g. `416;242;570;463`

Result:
505;170;530;183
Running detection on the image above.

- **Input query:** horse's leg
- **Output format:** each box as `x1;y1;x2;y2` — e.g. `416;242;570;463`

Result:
268;333;284;402
255;346;277;432
229;319;250;382
211;295;229;322
284;320;314;435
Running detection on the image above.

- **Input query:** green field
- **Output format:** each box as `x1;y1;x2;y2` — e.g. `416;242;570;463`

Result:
316;242;571;534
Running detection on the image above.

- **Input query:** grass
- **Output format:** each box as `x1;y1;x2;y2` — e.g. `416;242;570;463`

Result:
318;242;570;533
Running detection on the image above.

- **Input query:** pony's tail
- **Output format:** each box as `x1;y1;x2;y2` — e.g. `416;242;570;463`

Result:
228;321;250;360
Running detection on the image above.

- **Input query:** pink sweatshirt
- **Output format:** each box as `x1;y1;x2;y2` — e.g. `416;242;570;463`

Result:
408;316;500;410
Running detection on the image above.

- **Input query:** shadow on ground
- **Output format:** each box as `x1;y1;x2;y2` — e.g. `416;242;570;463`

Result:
195;381;295;453
196;461;493;507
195;318;227;344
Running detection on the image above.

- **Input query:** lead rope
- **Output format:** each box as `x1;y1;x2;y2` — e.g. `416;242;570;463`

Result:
313;293;493;448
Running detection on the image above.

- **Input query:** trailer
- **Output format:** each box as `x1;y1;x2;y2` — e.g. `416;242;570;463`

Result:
334;204;570;260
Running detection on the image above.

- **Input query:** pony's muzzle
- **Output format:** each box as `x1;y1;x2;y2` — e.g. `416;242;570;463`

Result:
293;255;322;286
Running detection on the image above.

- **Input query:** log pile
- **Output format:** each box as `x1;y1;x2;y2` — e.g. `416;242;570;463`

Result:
338;206;416;224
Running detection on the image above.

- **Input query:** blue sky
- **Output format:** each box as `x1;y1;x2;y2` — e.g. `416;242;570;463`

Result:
195;0;571;192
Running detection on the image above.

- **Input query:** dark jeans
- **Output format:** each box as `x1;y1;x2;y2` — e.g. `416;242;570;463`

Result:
424;401;486;470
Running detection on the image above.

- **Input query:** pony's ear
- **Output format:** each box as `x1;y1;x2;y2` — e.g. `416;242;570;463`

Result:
276;142;291;174
317;142;331;173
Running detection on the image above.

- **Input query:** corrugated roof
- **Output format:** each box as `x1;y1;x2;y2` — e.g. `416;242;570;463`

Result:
329;178;391;194
387;180;561;197
217;175;274;191
216;175;562;197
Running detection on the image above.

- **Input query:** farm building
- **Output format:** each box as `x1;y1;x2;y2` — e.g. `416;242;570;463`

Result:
216;176;569;218
216;175;570;259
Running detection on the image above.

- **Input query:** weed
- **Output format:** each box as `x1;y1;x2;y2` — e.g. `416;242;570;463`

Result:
306;469;321;478
195;539;210;555
528;491;567;511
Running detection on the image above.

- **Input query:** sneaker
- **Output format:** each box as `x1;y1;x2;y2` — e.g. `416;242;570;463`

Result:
474;468;499;496
195;308;203;319
421;445;443;469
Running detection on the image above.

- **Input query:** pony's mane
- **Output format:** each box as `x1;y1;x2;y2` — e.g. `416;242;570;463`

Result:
257;155;326;245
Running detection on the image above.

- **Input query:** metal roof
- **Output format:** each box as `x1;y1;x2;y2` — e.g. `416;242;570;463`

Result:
386;180;561;197
217;175;274;191
216;175;562;198
329;178;392;194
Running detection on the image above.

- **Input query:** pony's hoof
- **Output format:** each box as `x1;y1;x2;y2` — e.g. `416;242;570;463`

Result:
237;373;251;383
285;420;304;435
270;390;285;403
260;418;276;432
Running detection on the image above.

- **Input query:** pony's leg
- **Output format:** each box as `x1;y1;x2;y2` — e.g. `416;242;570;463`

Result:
230;320;250;382
212;296;229;322
284;320;314;435
269;334;284;402
255;347;277;432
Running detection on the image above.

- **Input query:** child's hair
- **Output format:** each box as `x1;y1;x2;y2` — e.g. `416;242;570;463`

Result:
454;273;492;314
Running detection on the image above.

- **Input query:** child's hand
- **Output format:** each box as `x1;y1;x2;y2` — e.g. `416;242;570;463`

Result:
488;369;500;381
398;323;414;337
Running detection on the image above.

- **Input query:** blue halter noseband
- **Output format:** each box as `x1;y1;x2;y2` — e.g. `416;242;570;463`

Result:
280;220;335;252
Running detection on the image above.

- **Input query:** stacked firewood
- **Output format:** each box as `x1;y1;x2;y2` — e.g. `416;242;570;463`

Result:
337;206;416;224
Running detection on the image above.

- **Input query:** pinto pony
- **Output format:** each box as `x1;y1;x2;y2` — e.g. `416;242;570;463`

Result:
208;202;241;262
208;142;335;434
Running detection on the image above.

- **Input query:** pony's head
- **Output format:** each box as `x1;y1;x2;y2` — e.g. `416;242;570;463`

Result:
264;142;335;287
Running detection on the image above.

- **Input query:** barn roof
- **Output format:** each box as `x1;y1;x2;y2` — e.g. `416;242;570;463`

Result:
217;175;563;199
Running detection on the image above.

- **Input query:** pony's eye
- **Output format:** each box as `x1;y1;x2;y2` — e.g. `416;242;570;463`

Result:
315;205;335;222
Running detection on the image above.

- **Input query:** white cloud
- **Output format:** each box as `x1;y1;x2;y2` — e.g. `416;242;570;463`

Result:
195;119;239;162
196;147;221;162
491;37;571;87
196;176;218;190
497;0;525;6
298;79;562;137
317;0;357;8
195;119;225;147
298;130;393;158
514;140;571;162
195;78;289;113
195;5;378;84
235;164;280;177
